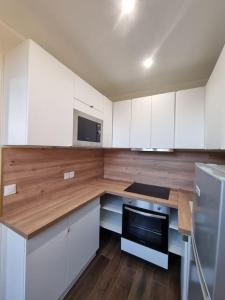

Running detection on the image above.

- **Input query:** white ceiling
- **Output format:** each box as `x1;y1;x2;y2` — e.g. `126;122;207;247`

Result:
0;0;225;100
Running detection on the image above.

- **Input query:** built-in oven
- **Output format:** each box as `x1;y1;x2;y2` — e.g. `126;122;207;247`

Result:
121;198;170;269
73;109;103;147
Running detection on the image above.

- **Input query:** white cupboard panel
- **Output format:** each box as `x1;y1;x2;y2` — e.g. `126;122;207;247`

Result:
130;97;151;148
73;97;103;120
73;74;103;112
103;97;112;147
151;93;175;148
28;41;74;146
4;39;74;146
67;200;100;285
26;218;68;300
1;226;27;300
205;45;225;149
175;87;205;149
3;41;28;145
113;100;131;148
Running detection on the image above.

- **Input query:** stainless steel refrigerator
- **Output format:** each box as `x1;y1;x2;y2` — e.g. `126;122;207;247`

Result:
188;163;225;300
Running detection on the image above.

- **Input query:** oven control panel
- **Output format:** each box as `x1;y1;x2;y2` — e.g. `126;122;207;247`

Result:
123;198;170;215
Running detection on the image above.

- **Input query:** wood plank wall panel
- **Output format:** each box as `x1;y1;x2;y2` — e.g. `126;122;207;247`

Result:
3;148;104;206
104;150;225;191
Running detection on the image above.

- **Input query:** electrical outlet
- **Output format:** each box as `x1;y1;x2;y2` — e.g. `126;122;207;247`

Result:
64;172;70;180
4;184;17;196
69;171;75;178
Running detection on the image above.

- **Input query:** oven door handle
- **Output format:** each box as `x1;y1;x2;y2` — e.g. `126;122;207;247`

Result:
124;206;167;219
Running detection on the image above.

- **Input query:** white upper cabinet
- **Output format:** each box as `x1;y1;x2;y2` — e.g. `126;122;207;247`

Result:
130;97;151;148
205;45;225;149
103;97;112;147
4;39;74;146
175;87;205;149
4;39;112;148
151;92;175;149
73;74;103;113
113;100;131;148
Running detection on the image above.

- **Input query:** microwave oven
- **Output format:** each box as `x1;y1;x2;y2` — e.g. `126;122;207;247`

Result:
73;109;103;147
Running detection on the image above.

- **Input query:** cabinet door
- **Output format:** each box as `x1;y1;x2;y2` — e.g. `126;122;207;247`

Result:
74;74;103;112
26;218;68;300
103;97;112;147
28;40;74;146
130;97;151;148
151;93;175;148
113;100;131;148
3;40;29;145
67;199;100;285
175;87;205;149
205;45;225;149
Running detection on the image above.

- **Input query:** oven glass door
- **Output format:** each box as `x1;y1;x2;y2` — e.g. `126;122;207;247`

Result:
122;205;168;253
77;116;101;142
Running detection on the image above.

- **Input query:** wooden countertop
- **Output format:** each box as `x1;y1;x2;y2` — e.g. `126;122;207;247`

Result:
0;178;193;239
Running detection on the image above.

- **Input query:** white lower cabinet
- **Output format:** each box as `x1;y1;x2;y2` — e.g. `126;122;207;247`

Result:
67;201;100;285
26;218;69;300
1;199;100;300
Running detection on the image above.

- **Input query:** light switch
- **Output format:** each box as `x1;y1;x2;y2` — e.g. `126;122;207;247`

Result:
4;184;17;196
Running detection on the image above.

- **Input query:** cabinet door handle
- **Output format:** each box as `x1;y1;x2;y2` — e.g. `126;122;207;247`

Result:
67;227;70;233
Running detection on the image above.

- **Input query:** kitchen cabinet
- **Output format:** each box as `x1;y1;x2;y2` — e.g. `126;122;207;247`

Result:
103;97;113;147
1;199;100;300
67;201;100;285
4;39;74;146
130;97;151;148
151;92;175;149
175;87;205;149
205;45;225;149
73;74;103;113
113;100;131;148
26;218;69;300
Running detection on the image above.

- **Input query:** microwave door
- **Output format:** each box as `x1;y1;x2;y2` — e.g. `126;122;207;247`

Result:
78;116;98;142
73;110;103;147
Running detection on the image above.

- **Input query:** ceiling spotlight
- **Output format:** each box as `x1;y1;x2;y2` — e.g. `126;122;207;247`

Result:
121;0;136;15
143;57;154;69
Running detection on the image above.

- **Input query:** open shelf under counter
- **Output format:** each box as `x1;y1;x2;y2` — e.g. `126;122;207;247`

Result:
100;210;122;234
101;194;123;214
169;229;183;256
169;208;178;230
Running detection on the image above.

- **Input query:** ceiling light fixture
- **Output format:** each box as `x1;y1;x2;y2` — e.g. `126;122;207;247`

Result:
143;57;154;69
121;0;136;15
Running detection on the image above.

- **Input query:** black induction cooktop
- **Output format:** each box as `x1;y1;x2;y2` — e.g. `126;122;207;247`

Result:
125;182;170;200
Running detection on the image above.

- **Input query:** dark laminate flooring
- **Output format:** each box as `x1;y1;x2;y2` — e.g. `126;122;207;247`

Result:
64;231;181;300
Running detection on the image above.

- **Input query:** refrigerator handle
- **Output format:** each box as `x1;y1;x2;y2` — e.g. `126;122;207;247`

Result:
192;235;211;300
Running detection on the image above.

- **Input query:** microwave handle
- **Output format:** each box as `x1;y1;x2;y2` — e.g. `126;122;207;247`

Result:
124;206;166;220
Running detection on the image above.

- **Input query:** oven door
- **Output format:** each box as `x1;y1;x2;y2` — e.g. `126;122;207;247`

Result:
122;205;169;254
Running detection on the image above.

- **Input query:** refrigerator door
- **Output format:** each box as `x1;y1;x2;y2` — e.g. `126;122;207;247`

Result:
188;235;210;300
193;164;224;299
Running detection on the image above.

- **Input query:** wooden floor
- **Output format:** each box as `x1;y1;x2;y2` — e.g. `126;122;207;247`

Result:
65;231;181;300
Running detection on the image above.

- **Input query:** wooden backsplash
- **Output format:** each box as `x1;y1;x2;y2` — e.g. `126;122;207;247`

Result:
3;148;104;205
104;150;225;191
3;147;225;208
